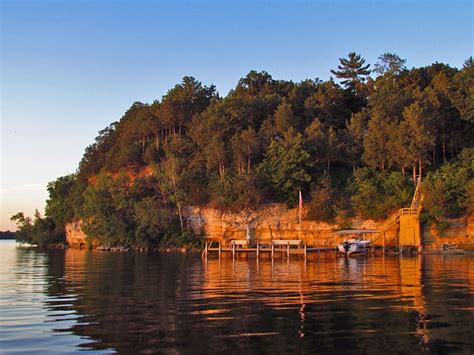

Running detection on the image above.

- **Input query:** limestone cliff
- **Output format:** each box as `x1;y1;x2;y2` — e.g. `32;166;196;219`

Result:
186;204;380;246
65;221;88;248
422;212;474;249
66;205;474;249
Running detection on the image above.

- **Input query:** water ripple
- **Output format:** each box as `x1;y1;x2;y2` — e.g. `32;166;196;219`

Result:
1;241;473;353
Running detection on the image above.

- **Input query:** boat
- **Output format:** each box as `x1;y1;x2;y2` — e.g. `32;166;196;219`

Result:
337;239;372;256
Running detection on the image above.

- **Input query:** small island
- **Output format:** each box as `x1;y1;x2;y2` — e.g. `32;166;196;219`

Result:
2;1;474;353
12;53;474;251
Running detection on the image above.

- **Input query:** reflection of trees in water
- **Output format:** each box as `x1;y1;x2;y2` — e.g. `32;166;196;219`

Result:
61;251;204;353
416;255;474;353
14;247;49;289
37;249;474;353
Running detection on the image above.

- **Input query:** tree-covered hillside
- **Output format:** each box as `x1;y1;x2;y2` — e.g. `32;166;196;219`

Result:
13;53;474;248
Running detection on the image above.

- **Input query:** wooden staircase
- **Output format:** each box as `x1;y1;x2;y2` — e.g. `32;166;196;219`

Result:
410;176;424;212
372;177;423;249
372;209;402;247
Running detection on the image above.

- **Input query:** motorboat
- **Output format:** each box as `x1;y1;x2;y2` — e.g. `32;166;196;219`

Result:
337;239;372;256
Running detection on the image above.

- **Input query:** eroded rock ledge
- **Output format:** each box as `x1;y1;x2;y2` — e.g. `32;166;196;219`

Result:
66;204;474;249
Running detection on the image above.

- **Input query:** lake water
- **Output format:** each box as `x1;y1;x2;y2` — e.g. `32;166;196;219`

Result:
0;240;473;354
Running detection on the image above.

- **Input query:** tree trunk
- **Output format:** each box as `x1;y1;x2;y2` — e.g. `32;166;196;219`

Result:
442;134;446;163
219;162;225;182
177;202;184;233
169;166;184;233
418;158;423;180
413;164;417;186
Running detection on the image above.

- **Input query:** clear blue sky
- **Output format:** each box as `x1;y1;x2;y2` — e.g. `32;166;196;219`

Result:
1;0;472;231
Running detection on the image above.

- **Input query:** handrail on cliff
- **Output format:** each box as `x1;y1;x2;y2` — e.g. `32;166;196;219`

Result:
379;209;402;232
410;177;423;211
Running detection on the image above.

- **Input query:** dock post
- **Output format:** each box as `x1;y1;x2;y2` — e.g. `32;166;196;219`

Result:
304;243;307;260
219;242;222;259
271;243;274;260
287;242;290;259
232;243;235;260
257;242;260;259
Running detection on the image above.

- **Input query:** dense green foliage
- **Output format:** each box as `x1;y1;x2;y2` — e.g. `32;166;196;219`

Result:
11;211;63;246
13;53;474;247
423;148;474;219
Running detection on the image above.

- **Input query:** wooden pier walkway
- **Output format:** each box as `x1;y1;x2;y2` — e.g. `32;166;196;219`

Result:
202;239;336;260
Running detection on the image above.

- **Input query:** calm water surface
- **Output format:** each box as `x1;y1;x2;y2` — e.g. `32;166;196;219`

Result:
0;240;473;354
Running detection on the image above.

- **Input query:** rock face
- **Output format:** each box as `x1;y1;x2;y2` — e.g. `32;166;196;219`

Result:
66;205;474;249
65;221;87;248
186;204;381;247
422;212;474;250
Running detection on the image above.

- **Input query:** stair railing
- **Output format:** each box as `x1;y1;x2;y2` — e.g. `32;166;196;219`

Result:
410;177;423;212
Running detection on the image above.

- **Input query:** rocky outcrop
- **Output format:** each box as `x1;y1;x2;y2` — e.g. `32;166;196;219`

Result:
65;220;88;248
88;166;155;186
422;212;474;250
186;204;381;247
66;205;381;248
66;205;474;249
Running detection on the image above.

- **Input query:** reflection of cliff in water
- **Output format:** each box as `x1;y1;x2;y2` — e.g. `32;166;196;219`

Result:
38;249;474;353
61;250;202;352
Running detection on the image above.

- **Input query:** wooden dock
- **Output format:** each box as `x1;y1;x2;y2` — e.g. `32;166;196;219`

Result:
202;239;336;260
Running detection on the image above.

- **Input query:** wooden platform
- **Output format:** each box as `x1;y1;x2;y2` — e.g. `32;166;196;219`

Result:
202;240;336;259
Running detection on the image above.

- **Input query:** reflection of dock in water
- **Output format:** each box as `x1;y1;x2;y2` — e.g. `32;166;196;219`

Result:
200;256;432;343
58;248;474;353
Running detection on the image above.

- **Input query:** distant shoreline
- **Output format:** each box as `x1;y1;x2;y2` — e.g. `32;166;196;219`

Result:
0;231;16;240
